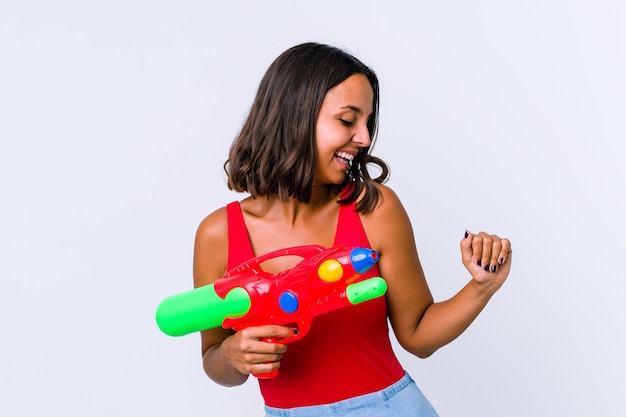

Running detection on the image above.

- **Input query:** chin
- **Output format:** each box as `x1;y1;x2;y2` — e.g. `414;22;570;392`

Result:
331;174;348;185
314;172;347;186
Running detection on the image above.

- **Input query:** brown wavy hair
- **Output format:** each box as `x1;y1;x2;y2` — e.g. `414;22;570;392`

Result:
224;42;389;213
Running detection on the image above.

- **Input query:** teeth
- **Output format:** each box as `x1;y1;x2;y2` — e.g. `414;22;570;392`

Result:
335;152;354;161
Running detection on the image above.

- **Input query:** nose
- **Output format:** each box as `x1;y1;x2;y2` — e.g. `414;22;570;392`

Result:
352;124;371;148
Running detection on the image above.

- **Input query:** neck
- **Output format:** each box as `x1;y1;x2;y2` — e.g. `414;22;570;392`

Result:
245;186;341;225
310;183;343;207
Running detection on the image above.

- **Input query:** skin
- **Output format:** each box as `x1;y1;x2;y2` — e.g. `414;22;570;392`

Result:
194;74;513;387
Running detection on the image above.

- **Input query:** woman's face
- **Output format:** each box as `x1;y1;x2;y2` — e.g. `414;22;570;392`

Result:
314;73;374;185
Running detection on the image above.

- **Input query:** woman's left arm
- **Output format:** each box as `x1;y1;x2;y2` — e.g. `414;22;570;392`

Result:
361;184;512;358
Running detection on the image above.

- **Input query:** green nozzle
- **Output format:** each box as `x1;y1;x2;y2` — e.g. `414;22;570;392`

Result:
346;277;387;305
156;286;251;336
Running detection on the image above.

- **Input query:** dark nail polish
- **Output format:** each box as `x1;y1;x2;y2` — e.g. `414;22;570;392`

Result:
477;259;482;266
491;265;497;273
498;258;504;264
484;264;490;271
464;230;468;238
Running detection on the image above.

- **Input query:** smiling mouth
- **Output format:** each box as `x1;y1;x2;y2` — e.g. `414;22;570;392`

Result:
335;151;355;167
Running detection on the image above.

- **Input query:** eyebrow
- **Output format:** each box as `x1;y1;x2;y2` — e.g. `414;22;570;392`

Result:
340;105;370;115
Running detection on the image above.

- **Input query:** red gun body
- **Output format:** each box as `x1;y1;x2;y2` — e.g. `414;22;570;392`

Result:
213;245;379;344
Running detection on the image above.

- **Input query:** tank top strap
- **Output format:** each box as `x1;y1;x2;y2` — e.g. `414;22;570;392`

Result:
226;201;255;270
334;194;371;248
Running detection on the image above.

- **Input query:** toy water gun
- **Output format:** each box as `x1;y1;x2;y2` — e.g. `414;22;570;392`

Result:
155;245;387;377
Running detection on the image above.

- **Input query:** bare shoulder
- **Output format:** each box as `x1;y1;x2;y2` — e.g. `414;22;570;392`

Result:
194;206;230;287
374;183;404;210
359;183;414;253
360;183;408;223
196;206;229;245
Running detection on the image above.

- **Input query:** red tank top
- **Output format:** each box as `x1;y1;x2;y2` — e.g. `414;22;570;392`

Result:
226;199;404;408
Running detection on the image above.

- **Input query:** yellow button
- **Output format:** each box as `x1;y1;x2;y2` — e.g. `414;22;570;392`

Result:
318;259;343;282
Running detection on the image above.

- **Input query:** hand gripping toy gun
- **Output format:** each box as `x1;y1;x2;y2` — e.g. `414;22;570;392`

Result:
155;245;387;378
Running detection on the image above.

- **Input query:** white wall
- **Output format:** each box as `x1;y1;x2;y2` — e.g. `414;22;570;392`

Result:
1;1;624;416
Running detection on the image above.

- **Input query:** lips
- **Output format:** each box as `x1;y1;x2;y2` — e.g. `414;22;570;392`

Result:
334;151;355;169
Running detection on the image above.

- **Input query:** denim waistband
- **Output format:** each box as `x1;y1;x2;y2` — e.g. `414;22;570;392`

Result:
381;371;413;401
264;372;415;416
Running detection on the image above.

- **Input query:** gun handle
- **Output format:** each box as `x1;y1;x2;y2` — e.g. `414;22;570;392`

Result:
253;337;280;379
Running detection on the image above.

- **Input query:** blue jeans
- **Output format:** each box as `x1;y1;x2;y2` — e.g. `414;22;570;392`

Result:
264;372;439;417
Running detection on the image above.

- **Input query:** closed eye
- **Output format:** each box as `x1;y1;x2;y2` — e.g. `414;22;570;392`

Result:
339;119;354;127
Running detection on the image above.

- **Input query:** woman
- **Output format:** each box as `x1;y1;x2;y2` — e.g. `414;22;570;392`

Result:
193;42;512;416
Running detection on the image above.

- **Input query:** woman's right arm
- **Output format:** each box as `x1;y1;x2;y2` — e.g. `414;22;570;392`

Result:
193;208;291;386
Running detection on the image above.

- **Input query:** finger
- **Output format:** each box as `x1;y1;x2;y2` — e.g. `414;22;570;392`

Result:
471;233;484;267
245;350;285;366
497;238;512;265
237;350;284;376
236;332;289;359
488;235;502;273
244;325;297;341
250;359;282;376
460;230;475;263
476;232;493;272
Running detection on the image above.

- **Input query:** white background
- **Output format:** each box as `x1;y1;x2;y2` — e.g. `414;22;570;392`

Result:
1;1;624;416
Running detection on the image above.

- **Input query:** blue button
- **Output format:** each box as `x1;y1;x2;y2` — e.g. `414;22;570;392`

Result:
279;291;299;313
